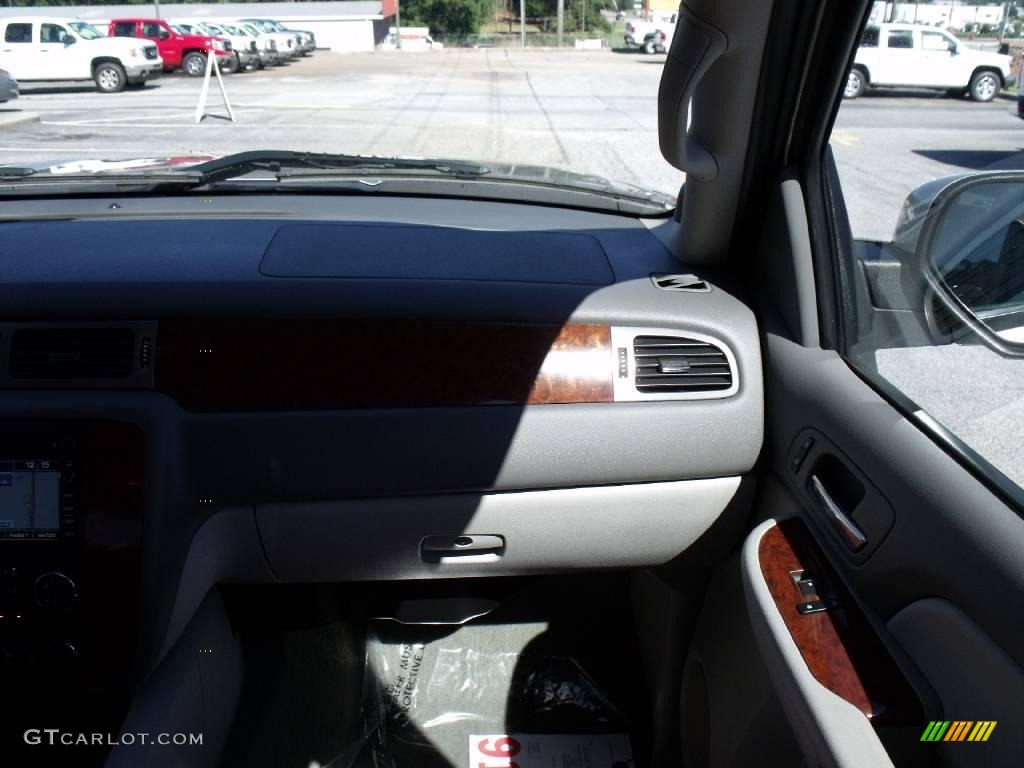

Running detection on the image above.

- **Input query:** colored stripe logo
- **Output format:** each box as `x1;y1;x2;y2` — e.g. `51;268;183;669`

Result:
920;721;996;742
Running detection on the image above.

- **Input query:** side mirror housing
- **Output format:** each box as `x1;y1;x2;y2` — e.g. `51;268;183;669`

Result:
159;29;170;40
64;35;77;46
912;172;1024;356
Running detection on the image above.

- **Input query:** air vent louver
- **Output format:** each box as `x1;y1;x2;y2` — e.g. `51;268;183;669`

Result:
651;273;711;292
10;328;135;379
633;335;733;393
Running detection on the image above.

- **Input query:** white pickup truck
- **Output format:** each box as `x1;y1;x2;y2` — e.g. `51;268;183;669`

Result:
0;16;162;93
624;13;676;54
847;24;1015;102
178;20;259;72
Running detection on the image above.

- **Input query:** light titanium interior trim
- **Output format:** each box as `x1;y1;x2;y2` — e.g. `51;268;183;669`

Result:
610;325;740;402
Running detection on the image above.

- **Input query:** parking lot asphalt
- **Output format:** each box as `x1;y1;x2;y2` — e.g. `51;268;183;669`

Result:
0;49;683;202
1;48;1020;244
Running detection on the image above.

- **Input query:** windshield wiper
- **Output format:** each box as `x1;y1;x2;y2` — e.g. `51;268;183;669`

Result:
0;150;490;193
0;151;672;213
192;150;492;185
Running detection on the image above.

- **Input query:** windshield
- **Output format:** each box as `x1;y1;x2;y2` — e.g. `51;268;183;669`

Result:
67;22;103;40
0;9;686;212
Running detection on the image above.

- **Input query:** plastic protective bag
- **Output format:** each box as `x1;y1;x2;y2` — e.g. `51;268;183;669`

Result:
331;620;634;768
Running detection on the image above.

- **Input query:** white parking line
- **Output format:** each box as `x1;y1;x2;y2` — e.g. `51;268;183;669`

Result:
40;111;264;127
0;147;192;153
38;122;350;129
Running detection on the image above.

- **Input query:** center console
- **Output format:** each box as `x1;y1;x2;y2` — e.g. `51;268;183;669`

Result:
0;421;144;689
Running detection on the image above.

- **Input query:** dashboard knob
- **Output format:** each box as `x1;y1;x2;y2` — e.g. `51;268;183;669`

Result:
33;572;77;611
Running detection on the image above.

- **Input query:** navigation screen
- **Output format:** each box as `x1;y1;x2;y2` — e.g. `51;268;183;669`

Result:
0;461;61;540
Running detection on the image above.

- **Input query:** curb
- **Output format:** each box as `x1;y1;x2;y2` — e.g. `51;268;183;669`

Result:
0;111;41;130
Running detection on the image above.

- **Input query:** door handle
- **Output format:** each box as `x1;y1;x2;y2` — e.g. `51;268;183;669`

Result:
809;474;867;552
420;534;505;564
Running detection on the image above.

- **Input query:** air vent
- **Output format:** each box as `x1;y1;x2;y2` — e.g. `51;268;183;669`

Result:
633;335;733;393
10;328;135;379
651;273;711;292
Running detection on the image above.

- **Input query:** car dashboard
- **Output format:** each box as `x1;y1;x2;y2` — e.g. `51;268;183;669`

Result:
0;194;763;700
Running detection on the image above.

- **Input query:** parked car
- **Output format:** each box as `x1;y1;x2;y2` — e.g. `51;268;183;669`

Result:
183;21;258;72
642;27;674;55
237;18;301;60
236;22;282;68
380;27;444;51
245;18;314;55
176;21;279;69
846;24;1015;101
0;67;17;102
0;17;161;93
108;18;234;77
276;22;316;55
624;13;676;53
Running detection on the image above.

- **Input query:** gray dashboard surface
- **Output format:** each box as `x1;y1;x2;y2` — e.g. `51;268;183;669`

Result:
0;196;677;322
0;193;764;673
259;223;615;284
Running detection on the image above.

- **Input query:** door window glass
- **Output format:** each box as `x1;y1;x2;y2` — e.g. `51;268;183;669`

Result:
4;23;32;44
860;26;879;48
40;24;68;44
832;15;1024;493
887;30;914;49
921;32;950;52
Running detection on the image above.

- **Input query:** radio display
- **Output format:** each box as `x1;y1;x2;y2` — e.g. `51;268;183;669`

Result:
0;460;62;540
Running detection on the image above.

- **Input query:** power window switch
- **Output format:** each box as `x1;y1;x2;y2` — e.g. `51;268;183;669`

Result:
796;578;819;597
797;600;828;615
789;569;819;598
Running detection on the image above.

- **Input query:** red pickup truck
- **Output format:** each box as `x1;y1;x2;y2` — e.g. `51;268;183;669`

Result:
109;18;234;77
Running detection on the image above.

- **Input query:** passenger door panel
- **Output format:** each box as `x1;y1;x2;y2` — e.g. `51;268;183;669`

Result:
749;332;1024;766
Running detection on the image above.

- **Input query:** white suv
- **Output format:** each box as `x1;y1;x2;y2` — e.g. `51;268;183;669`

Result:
0;17;162;93
846;24;1014;102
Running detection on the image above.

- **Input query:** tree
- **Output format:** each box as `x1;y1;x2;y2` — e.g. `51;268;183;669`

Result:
523;0;610;34
402;0;492;36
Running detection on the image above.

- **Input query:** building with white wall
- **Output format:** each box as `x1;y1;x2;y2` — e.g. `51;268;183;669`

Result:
870;2;1006;31
0;2;395;52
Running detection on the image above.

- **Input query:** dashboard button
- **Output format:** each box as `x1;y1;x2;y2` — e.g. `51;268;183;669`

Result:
33;572;77;611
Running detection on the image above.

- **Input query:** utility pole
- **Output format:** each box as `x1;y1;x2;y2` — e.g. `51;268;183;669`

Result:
582;0;587;33
520;0;525;46
154;0;160;19
395;0;402;49
557;0;564;47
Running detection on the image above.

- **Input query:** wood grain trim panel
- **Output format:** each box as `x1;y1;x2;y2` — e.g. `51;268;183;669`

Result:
529;324;612;404
156;320;612;412
758;519;923;726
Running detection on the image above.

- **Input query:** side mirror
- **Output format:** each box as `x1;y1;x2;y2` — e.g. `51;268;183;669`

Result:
64;35;77;46
160;29;170;39
914;173;1024;356
948;41;959;54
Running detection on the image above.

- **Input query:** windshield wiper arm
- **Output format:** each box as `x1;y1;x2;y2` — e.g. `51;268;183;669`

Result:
192;150;492;185
0;150;490;191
